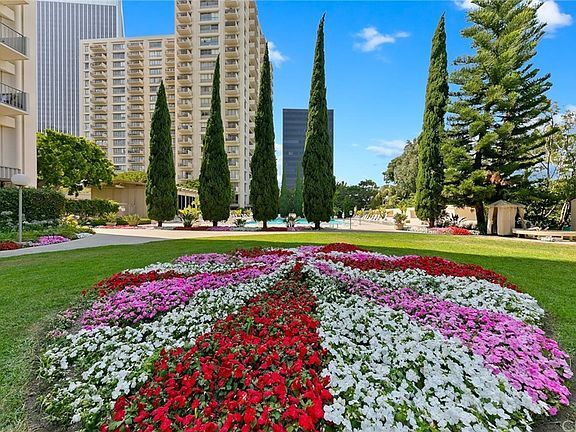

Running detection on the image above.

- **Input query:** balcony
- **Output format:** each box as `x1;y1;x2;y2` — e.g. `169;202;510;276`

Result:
177;37;192;49
128;60;143;67
92;122;107;130
90;43;106;52
127;77;143;85
178;62;193;73
127;69;144;76
0;22;28;60
128;147;144;154
128;86;143;94
225;21;238;33
225;0;239;6
92;62;107;70
128;113;144;120
200;0;218;8
127;41;143;50
128;95;144;103
90;88;107;95
91;79;107;87
90;52;106;61
178;111;192;120
177;12;192;23
177;74;193;85
177;49;193;60
225;8;239;20
90;70;106;79
91;97;107;105
177;25;192;36
128;51;144;59
224;35;239;46
129;104;144;112
176;0;191;11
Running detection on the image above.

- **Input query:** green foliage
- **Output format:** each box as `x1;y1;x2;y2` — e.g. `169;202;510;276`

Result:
415;15;448;227
302;15;335;228
250;45;279;227
199;57;232;226
444;0;555;233
37;129;114;196
0;188;65;224
124;214;141;227
64;199;119;219
179;179;200;190
384;139;419;199
293;168;304;217
278;174;294;217
146;82;177;225
178;206;201;228
333;180;379;217
114;171;147;183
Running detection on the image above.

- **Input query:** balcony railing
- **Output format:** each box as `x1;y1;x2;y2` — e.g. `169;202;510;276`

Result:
0;82;27;112
0;22;27;57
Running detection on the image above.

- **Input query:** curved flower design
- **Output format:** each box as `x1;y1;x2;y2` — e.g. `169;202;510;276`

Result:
39;244;571;431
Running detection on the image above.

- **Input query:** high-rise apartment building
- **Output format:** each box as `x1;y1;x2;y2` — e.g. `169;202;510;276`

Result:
81;0;267;208
282;108;334;189
0;0;37;186
80;36;176;173
37;0;124;135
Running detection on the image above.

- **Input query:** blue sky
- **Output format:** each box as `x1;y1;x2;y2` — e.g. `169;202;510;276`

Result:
123;0;576;185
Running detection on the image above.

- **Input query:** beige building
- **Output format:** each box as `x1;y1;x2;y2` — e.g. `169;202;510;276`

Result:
0;0;36;186
80;35;176;174
81;0;267;208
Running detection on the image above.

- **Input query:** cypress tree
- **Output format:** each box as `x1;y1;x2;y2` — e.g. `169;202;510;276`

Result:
303;14;335;229
146;81;177;227
199;56;231;226
415;14;448;227
278;173;291;217
293;166;304;217
445;0;554;234
250;44;279;229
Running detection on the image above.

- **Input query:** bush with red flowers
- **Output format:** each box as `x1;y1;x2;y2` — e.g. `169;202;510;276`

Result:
0;241;21;251
86;270;186;297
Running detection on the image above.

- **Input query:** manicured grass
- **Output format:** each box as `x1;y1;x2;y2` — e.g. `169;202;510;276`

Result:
0;232;574;429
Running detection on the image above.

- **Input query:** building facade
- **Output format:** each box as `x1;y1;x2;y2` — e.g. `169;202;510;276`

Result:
80;36;176;173
81;0;266;208
0;0;37;186
37;0;123;135
282;108;334;189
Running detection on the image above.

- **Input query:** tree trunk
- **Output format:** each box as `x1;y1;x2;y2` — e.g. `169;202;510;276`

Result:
315;221;321;230
212;220;218;227
428;218;435;228
263;221;267;230
475;202;487;235
157;220;163;228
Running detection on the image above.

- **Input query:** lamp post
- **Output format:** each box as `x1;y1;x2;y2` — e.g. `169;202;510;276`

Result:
349;210;353;230
10;173;30;243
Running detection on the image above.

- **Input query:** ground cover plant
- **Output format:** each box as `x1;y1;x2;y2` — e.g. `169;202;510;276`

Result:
0;232;574;431
32;242;572;431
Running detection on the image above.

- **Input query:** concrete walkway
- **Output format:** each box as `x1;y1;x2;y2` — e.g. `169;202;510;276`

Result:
0;233;166;258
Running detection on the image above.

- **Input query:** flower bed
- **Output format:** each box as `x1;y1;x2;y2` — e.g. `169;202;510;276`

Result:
39;244;572;431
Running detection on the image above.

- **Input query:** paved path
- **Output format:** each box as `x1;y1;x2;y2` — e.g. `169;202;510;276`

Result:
0;233;166;258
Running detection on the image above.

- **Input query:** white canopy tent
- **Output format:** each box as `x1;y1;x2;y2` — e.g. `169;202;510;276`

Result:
487;200;526;236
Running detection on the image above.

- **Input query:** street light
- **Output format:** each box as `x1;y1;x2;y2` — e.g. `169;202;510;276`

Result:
10;173;30;243
349;210;353;230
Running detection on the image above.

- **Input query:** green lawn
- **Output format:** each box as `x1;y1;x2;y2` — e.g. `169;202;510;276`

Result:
0;232;575;430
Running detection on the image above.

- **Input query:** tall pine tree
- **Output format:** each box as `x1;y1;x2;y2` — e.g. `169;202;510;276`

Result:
250;44;279;229
303;14;335;229
199;56;231;226
445;0;554;234
146;81;177;227
415;14;448;228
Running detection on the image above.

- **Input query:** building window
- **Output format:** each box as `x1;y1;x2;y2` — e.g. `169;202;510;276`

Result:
113;61;125;68
149;50;162;58
113;43;125;50
199;12;218;21
113;52;125;59
149;41;162;48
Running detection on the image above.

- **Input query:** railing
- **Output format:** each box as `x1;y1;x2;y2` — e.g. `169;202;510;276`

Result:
0;22;27;56
0;82;27;111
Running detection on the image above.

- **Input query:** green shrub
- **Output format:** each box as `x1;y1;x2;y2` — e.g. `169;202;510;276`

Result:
124;214;141;226
88;218;106;227
116;217;128;226
64;199;119;219
0;188;65;224
139;218;151;225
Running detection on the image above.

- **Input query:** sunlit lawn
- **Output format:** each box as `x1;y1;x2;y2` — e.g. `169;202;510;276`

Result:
0;231;574;429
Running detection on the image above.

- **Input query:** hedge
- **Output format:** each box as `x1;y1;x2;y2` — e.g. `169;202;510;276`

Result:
64;199;119;218
0;187;65;222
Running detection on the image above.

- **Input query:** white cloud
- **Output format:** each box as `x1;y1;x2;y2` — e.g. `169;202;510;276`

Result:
353;27;410;53
366;139;408;158
453;0;572;32
268;42;288;67
537;0;573;32
453;0;477;10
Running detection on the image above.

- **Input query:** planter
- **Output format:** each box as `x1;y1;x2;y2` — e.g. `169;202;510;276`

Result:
105;222;117;227
395;223;405;230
